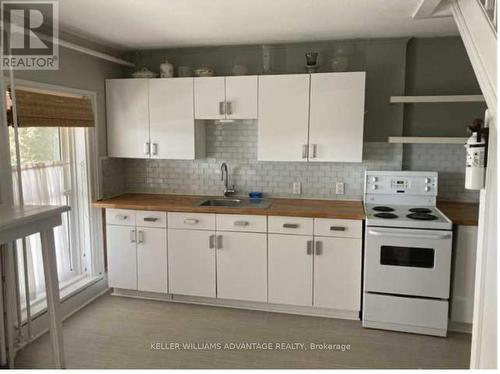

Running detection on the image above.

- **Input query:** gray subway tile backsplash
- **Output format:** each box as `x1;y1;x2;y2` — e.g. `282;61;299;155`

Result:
101;121;478;202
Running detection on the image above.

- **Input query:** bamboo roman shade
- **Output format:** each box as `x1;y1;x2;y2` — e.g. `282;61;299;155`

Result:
6;89;94;127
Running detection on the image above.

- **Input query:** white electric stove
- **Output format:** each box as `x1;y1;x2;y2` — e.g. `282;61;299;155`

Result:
362;171;453;337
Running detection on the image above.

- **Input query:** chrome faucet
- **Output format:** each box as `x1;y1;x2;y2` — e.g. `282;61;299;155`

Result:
220;162;235;197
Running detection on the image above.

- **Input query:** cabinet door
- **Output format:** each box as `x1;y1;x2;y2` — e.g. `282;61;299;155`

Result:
168;229;216;297
313;237;362;311
216;232;267;302
258;74;310;161
136;227;168;293
225;76;258;119
268;234;313;306
309;72;365;162
106;79;150;159
106;225;137;290
194;77;225;119
149;78;197;160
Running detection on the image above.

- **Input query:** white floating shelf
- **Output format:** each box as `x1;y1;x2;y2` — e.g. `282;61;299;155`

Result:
388;137;468;144
389;95;485;103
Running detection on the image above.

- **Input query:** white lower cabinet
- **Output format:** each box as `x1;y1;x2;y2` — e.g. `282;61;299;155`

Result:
313;237;362;311
268;234;313;306
168;229;216;298
106;225;138;290
137;227;168;293
216;232;267;303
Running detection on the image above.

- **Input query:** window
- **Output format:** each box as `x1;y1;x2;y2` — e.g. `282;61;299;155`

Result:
8;85;99;311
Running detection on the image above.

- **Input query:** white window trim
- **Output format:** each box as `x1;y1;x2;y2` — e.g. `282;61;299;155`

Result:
5;77;106;304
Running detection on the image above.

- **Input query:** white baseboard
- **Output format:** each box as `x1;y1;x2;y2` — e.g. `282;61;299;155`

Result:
111;288;360;321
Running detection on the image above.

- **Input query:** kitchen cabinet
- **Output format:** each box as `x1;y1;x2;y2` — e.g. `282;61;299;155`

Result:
257;72;365;162
168;228;216;298
106;224;138;290
313;237;362;311
136;227;168;293
149;78;205;160
106;78;205;160
268;234;313;306
308;72;365;162
216;231;267;302
106;209;167;293
194;76;258;120
106;79;149;159
258;74;310;161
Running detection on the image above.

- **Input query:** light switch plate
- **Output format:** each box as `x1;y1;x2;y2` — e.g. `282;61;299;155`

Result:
292;182;301;195
335;182;344;195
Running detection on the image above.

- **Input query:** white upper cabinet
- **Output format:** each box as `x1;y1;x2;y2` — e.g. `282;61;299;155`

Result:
194;77;226;120
149;78;202;160
194;76;258;120
225;76;258;119
258;74;310;161
309;72;366;162
106;79;150;159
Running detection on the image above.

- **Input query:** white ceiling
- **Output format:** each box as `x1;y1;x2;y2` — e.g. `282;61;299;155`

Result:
58;0;458;50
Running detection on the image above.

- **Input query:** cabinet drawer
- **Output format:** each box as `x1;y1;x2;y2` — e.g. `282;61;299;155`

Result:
216;214;267;233
106;209;136;227
268;216;313;235
314;218;362;238
136;210;167;228
168;212;215;230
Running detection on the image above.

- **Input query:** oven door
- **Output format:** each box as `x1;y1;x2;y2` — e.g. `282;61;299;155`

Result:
364;226;452;299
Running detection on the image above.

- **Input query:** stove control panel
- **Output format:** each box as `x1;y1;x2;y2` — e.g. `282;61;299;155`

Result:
365;171;438;197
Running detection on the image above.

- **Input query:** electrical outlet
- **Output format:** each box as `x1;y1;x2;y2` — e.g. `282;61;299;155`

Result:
335;182;345;195
292;182;301;195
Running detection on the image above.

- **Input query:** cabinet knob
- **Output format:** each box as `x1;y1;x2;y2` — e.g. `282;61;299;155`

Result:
226;101;232;115
302;144;308;159
143;217;158;222
283;223;299;229
130;229;136;243
330;226;346;231
234;220;249;226
184;218;199;225
115;214;128;220
315;241;323;255
306;240;313;255
217;235;223;249
209;234;215;249
219;101;225;115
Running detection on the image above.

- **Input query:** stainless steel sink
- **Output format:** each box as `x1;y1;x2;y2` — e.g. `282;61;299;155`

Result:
197;198;272;209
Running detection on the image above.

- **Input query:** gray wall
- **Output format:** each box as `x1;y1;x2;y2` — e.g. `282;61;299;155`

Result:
125;38;408;142
14;45;125;156
403;37;486;137
101;37;481;202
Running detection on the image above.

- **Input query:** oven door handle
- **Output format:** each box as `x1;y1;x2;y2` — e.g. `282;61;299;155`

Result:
367;229;451;240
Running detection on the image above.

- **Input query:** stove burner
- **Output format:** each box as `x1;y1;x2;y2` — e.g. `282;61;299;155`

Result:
373;206;395;212
407;213;438;221
374;212;398;219
409;207;433;214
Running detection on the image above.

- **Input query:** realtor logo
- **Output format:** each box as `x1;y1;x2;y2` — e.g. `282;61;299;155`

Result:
1;0;59;69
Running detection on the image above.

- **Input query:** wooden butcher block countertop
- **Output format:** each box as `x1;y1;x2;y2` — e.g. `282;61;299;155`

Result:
437;201;479;226
93;193;366;220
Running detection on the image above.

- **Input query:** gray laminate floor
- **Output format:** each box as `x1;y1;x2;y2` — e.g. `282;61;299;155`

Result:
15;293;471;369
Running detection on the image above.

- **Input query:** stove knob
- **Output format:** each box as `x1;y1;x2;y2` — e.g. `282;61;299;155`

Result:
371;177;377;182
424;186;430;192
424;178;431;183
372;185;378;190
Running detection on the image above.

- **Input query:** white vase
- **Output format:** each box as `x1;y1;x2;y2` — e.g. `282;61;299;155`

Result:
160;60;174;78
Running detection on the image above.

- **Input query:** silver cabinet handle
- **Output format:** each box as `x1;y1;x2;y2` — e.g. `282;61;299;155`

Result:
302;144;308;159
209;234;215;249
330;226;346;231
151;143;158;156
184;218;199;225
137;230;144;244
234;220;249;226
311;144;317;158
130;229;136;243
306;240;313;255
315;241;323;255
283;223;299;229
217;235;223;249
219;101;225;115
143;217;159;222
144;142;150;155
115;214;128;220
226;101;232;115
